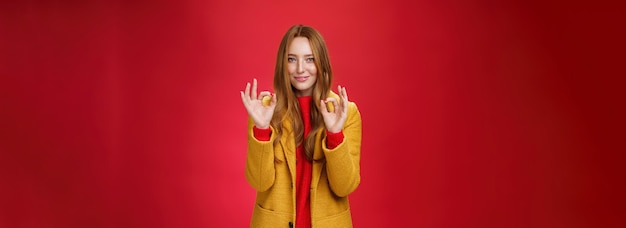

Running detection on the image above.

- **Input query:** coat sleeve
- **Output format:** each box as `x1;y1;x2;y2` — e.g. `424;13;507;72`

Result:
245;117;276;192
322;102;362;197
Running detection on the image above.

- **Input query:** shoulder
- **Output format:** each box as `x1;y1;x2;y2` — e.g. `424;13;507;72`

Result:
347;102;360;121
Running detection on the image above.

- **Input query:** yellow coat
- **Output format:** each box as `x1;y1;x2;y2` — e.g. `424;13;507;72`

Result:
245;93;362;228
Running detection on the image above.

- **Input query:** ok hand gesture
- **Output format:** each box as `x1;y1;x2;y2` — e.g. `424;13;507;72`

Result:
320;85;349;133
240;79;276;129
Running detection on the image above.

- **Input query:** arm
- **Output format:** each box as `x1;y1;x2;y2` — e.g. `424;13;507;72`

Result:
240;78;277;192
244;117;276;192
322;102;362;197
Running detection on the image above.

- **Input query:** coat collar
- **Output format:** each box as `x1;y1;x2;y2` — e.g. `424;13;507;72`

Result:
279;91;340;160
278;91;341;185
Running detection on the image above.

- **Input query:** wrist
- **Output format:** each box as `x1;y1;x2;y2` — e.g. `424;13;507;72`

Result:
253;126;272;141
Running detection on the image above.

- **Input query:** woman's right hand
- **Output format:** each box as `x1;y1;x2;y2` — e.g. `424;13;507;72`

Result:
240;78;277;129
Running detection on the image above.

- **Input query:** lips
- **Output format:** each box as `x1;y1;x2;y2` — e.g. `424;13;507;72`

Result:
294;76;309;82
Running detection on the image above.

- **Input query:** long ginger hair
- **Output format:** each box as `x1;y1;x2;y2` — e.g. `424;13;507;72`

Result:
271;25;333;161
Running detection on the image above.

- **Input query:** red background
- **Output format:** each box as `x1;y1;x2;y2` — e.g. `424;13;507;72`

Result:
1;0;625;227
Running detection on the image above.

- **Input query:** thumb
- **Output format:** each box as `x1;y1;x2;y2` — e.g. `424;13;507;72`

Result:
320;99;328;113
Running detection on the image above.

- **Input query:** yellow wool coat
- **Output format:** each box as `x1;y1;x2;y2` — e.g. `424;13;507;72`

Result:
245;93;362;228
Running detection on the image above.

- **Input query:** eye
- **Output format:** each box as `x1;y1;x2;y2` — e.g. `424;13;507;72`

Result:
287;57;296;63
306;57;314;62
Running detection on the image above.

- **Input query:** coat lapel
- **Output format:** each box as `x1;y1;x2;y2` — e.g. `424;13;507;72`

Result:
311;129;326;189
280;90;340;190
311;91;340;189
279;120;327;190
279;120;297;179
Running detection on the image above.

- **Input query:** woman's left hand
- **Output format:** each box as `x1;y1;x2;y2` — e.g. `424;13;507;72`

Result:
321;85;349;133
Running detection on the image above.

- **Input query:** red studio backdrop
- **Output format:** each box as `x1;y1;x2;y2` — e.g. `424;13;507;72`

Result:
1;0;625;227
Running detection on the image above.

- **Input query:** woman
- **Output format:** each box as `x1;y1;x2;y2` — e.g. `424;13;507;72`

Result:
240;25;362;228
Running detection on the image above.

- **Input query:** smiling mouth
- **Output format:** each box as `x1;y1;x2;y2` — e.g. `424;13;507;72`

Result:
294;76;309;82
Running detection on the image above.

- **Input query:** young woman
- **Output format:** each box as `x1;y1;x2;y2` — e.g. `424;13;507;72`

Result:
240;25;362;227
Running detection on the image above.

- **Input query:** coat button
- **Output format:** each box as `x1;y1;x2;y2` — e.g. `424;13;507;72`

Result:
288;221;293;228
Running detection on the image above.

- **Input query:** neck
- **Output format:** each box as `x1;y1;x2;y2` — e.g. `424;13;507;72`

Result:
295;88;313;97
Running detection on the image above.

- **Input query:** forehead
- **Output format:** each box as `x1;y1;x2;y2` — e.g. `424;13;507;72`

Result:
288;37;313;55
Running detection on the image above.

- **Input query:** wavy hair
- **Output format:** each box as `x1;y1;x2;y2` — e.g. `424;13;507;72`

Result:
271;25;333;161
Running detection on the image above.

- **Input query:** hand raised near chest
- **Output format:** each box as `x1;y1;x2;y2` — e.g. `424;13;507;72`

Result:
240;78;276;129
321;85;349;133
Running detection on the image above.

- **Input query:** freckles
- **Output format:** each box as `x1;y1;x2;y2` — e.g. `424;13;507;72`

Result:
287;65;296;74
308;65;317;74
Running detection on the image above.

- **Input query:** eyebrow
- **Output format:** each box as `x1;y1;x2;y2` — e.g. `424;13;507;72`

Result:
287;54;314;57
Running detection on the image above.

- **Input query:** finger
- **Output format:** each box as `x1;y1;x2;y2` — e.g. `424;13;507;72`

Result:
259;91;271;97
251;78;258;100
341;86;349;111
320;99;328;113
271;93;277;106
241;91;253;115
336;85;343;102
244;82;251;101
240;91;247;105
336;86;347;112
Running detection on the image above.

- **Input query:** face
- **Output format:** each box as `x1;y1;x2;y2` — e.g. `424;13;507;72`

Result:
288;37;317;97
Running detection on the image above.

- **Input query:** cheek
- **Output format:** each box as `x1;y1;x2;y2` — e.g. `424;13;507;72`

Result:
308;65;317;75
287;64;296;74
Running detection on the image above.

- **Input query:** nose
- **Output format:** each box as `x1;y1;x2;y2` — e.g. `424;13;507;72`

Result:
296;59;305;74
